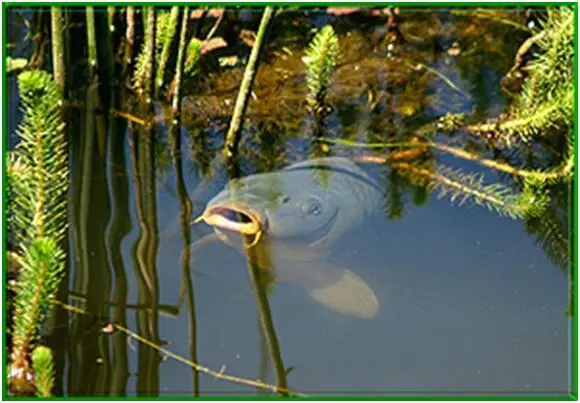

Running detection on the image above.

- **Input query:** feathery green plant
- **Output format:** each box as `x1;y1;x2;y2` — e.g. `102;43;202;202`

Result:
134;9;184;95
184;39;202;76
133;10;157;95
12;71;68;243
31;346;55;397
303;25;339;114
155;7;180;92
524;203;569;272
10;238;65;394
469;7;574;144
8;70;68;395
394;163;550;219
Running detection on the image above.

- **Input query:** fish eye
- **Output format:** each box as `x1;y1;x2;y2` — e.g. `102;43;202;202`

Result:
300;198;322;216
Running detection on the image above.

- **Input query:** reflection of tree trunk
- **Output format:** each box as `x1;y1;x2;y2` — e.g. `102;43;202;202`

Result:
244;245;288;396
130;115;161;396
257;319;269;396
227;161;288;396
68;78;113;395
106;91;131;396
168;123;200;395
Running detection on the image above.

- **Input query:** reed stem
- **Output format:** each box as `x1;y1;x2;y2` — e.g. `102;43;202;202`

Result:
224;6;274;159
172;6;190;113
50;7;65;99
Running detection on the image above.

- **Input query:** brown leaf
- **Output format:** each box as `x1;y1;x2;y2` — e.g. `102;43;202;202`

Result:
208;8;224;18
190;9;205;19
191;8;224;19
201;37;228;55
327;7;361;15
239;29;256;47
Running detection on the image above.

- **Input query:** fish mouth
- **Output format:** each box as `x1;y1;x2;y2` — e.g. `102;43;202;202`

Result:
199;202;339;247
201;203;264;240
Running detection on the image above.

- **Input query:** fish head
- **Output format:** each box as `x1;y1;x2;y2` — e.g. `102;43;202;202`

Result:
199;171;341;250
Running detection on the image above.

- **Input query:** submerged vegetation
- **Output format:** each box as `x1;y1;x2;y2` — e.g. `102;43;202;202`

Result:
4;5;575;397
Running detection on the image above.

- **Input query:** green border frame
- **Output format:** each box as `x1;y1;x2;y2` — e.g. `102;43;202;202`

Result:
1;2;577;400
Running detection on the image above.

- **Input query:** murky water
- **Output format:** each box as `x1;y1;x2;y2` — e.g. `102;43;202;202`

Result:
7;7;572;397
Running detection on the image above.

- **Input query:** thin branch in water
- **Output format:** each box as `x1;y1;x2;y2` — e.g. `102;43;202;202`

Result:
205;9;224;42
53;300;305;396
403;60;469;98
320;137;573;183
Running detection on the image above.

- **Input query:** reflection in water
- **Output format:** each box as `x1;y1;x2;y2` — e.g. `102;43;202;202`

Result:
68;78;114;396
106;87;131;396
226;160;289;395
168;122;200;395
129;118;161;396
6;6;572;397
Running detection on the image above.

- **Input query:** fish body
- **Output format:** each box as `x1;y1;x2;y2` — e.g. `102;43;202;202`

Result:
197;157;382;318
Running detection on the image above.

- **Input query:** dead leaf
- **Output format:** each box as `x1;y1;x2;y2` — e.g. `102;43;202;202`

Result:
239;29;256;47
327;7;361;15
201;37;228;55
191;8;223;19
208;8;224;18
190;9;205;19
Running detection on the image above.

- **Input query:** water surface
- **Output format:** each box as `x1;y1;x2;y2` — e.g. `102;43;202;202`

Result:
6;7;572;397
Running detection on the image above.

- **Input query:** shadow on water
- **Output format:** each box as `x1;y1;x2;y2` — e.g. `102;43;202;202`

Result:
6;6;572;397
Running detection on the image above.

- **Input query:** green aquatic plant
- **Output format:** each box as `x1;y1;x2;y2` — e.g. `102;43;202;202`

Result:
11;70;68;243
184;38;202;76
322;134;571;221
132;7;157;96
303;25;339;114
155;7;180;94
468;7;574;144
8;70;68;395
133;7;204;99
171;6;191;112
31;346;55;397
392;162;549;220
10;238;65;394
